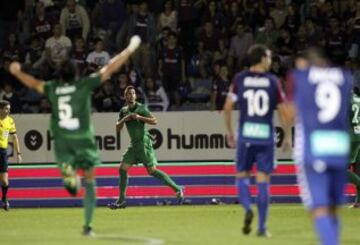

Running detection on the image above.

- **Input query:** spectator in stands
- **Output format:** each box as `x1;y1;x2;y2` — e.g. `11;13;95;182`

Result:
201;0;225;32
210;64;229;111
177;0;196;59
114;72;129;108
276;28;293;58
24;36;46;76
158;31;185;107
293;25;310;54
228;22;254;72
127;0;156;77
0;83;21;114
326;17;348;65
144;77;169;112
38;97;51;113
158;0;177;32
270;0;288;29
71;37;87;76
0;0;24;49
2;33;23;62
44;23;72;77
282;3;300;34
60;0;90;41
255;17;279;49
99;0;127;34
93;81;120;112
198;21;225;78
31;1;54;44
86;38;111;73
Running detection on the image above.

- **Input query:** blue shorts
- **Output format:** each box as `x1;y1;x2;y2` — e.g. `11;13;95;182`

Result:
235;142;275;174
0;148;8;173
297;163;346;210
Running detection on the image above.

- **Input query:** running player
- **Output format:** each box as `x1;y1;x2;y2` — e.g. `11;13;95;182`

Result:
9;36;141;235
287;48;352;245
107;85;184;209
223;44;291;237
348;87;360;208
0;100;22;211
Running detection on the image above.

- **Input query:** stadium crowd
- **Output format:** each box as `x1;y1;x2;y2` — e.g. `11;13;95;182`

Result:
0;0;360;113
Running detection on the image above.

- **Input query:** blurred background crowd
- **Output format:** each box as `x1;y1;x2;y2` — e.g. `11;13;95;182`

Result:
0;0;360;113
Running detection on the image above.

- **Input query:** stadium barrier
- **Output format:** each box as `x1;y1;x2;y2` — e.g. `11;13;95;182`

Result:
9;112;293;163
7;162;356;207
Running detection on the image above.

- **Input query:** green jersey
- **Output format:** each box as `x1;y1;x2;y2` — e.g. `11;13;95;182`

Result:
351;93;360;142
119;102;152;144
44;73;101;139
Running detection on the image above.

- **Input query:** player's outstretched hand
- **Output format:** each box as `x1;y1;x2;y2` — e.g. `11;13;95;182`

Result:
9;62;21;75
226;133;236;148
127;35;141;53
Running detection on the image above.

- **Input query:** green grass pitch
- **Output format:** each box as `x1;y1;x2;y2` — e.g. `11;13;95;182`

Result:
1;204;359;245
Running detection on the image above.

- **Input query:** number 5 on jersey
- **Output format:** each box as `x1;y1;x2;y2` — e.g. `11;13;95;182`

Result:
58;96;80;130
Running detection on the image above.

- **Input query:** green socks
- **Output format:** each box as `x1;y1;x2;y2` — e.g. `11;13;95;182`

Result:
118;169;128;203
151;169;181;192
83;180;96;227
347;170;360;201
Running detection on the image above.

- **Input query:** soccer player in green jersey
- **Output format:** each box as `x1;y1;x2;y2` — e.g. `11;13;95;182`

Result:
108;86;184;209
348;87;360;208
8;36;141;235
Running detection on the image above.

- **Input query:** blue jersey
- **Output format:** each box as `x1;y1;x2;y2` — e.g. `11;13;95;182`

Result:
230;71;284;145
290;66;352;167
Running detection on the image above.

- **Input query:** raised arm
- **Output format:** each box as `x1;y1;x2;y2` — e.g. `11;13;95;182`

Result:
100;35;141;82
9;62;45;94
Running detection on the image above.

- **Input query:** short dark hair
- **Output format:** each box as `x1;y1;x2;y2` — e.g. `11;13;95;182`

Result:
59;60;76;82
0;100;10;109
124;85;135;95
247;44;269;66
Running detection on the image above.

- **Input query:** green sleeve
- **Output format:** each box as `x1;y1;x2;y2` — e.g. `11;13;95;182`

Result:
43;81;53;98
84;72;102;91
140;105;152;117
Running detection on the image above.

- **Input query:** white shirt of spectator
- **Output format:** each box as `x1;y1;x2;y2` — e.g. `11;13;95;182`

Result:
158;11;177;32
45;36;72;64
86;51;111;67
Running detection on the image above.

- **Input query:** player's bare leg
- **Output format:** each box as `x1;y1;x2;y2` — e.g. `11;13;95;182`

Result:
236;171;254;235
0;172;9;211
108;162;131;209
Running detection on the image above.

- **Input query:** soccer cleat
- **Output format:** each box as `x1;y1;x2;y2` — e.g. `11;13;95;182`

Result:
176;187;185;204
257;230;272;238
242;210;254;235
2;200;10;211
349;202;360;208
107;200;127;210
61;163;80;196
82;226;95;237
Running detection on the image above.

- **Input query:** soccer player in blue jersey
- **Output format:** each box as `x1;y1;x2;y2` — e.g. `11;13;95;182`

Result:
286;49;353;245
224;44;291;237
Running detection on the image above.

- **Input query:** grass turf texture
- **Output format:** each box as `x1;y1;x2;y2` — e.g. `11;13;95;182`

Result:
1;204;359;245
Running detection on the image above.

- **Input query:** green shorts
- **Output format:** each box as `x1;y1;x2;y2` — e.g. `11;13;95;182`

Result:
54;136;101;170
122;142;157;167
350;141;360;164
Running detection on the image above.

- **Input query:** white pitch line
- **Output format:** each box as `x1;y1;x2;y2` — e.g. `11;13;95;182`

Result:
94;234;165;244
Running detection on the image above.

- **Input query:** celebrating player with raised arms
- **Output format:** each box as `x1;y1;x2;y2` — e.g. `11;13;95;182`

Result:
224;44;291;237
286;48;353;245
9;35;141;236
